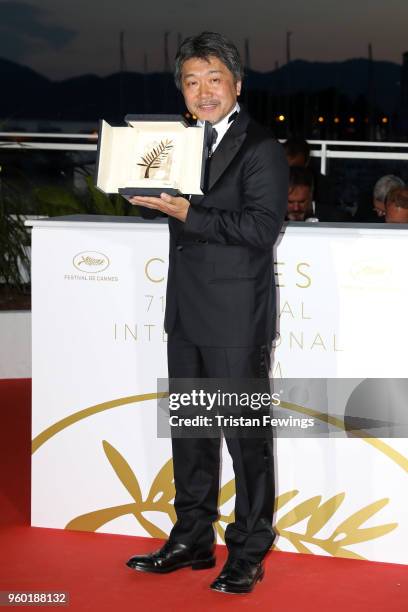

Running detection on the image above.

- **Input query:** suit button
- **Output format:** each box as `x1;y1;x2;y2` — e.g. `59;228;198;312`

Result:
176;245;183;251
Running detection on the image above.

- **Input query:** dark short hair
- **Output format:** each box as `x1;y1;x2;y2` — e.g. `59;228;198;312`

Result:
174;31;244;90
289;166;314;193
283;137;311;165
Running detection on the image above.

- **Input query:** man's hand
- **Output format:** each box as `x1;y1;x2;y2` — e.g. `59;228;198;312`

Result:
128;192;190;222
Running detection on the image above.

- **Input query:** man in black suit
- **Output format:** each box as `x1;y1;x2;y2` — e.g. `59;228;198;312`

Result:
126;31;288;594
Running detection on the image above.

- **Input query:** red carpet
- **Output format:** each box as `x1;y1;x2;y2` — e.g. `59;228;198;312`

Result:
1;379;407;611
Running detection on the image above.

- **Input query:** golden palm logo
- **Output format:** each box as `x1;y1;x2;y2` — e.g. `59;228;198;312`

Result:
72;251;110;273
32;392;407;560
137;139;173;179
78;256;104;266
64;440;397;559
67;443;176;538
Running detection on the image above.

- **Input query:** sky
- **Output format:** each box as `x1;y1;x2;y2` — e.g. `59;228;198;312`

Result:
1;0;408;80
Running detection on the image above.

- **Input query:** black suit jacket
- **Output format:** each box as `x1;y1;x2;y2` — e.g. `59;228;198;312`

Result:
161;109;289;347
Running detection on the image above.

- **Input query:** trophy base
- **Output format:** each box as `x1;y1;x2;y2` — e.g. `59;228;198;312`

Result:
119;187;180;197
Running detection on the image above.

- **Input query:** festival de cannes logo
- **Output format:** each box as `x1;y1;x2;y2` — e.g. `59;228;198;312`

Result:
349;259;391;287
73;251;110;273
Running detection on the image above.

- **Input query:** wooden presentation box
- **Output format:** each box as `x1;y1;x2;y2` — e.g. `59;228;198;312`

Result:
95;114;209;196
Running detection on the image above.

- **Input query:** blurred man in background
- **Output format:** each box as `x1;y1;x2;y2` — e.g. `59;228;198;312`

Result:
283;136;333;208
286;166;315;221
373;175;405;218
385;187;408;223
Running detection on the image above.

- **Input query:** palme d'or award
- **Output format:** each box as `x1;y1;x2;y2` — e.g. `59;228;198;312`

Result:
95;115;210;196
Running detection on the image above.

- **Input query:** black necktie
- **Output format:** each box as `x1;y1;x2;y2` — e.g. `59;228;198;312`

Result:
208;127;218;157
207;111;238;156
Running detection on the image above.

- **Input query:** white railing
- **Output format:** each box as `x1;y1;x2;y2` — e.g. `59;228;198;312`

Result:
0;132;98;151
1;132;408;174
307;140;408;175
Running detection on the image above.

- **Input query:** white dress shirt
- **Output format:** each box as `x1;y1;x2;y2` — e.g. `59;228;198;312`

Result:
198;102;240;153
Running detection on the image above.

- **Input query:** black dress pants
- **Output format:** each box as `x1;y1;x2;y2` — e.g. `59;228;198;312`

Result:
167;318;276;564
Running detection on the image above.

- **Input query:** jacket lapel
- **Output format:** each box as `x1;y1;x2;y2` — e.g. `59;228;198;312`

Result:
208;109;250;191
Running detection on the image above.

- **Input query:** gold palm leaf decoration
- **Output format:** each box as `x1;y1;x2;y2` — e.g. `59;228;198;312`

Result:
274;492;397;558
66;442;398;560
66;441;176;538
137;139;173;178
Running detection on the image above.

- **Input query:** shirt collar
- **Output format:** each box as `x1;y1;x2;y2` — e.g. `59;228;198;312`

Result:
197;102;240;152
197;103;240;129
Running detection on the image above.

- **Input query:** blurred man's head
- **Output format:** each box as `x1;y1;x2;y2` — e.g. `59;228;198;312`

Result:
174;32;243;125
287;167;314;221
373;175;404;217
385;188;408;223
283;137;311;167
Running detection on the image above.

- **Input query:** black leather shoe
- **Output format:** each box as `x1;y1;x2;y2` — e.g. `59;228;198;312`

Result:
126;540;216;574
213;555;237;580
210;558;264;594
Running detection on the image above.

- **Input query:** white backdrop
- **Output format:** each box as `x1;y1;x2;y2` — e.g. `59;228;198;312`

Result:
29;218;408;565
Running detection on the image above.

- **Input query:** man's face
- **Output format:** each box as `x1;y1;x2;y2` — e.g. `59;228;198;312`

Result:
385;203;408;223
287;185;312;221
180;55;241;125
373;198;386;217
